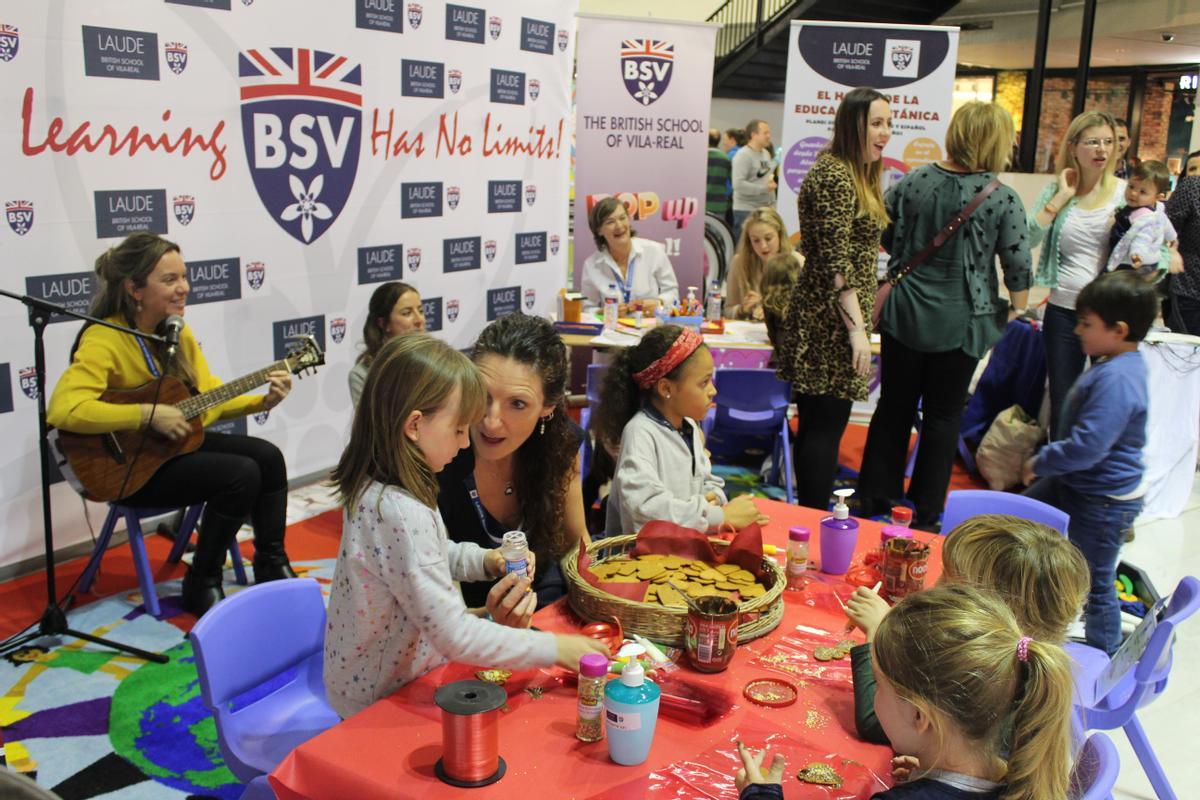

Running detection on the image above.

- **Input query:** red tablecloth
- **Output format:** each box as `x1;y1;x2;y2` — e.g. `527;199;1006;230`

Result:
270;500;943;800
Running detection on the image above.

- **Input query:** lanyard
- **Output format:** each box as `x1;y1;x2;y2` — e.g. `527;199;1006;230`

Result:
610;252;637;304
462;473;522;545
135;336;161;378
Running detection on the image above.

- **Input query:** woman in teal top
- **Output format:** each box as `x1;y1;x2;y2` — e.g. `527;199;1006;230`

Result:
857;103;1030;528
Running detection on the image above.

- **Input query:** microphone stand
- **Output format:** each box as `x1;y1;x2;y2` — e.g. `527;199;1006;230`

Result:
0;288;169;664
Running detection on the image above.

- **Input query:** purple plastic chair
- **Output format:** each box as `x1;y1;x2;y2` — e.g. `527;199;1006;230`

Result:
701;369;794;504
1070;576;1200;800
939;489;1069;536
240;775;275;800
1072;733;1120;800
580;363;608;479
189;579;341;782
77;503;247;618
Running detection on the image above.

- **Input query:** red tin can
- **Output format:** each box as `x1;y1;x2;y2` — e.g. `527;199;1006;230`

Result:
684;595;739;673
882;538;931;602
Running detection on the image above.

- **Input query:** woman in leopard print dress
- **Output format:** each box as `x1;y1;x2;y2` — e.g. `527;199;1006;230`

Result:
776;87;892;510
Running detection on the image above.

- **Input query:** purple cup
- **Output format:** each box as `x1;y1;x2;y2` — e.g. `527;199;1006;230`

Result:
818;518;859;575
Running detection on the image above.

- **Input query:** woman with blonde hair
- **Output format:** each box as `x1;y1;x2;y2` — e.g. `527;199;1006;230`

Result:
726;206;802;320
857;102;1031;528
776;86;891;510
1029;110;1123;440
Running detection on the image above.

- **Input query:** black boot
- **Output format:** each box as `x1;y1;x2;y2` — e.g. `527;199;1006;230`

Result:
250;489;295;583
181;508;243;617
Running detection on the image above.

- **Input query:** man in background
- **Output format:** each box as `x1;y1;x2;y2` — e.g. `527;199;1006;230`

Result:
707;129;732;224
731;119;776;241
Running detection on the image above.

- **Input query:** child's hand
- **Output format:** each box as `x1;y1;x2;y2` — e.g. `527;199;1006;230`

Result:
891;755;921;783
554;634;609;670
705;491;721;506
735;741;786;792
485;573;537;629
846;585;890;642
1022;457;1037;487
484;548;537;581
723;494;769;529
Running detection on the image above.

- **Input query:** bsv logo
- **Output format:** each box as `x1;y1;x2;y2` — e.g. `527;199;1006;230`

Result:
524;288;536;310
621;39;674;106
557;29;569;52
447;185;461;209
19;366;38;400
549;234;560;255
489;16;502;40
0;24;18;62
246;260;266;290
408;3;423;28
6;201;33;236
447;298;459;322
524;184;537;207
528;78;540;101
448;69;462;94
239;47;363;244
484;239;497;262
329;316;347;344
253;410;270;425
173;194;195;226
407;247;421;272
165;41;188;75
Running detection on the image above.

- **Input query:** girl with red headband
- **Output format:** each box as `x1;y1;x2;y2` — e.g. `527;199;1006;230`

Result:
592;325;769;537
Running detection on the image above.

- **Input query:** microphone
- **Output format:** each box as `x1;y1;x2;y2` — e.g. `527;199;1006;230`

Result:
163;315;185;358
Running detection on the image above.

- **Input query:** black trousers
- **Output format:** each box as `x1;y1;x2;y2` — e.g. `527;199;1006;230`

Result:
792;393;853;510
1168;292;1200;336
857;332;978;522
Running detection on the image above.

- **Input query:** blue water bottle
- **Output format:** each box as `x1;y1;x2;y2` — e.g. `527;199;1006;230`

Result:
603;658;660;765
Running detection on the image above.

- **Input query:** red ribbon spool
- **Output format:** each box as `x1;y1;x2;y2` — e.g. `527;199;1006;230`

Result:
434;679;507;787
581;619;624;651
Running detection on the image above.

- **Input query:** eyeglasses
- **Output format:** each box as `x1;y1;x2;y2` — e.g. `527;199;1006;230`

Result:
1080;138;1115;149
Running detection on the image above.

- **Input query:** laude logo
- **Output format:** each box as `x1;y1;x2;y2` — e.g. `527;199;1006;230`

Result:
443;236;481;273
487;285;519;320
173;194;195;226
489;16;502;40
83;26;160;81
490;69;525;105
446;185;461;209
19;366;38;400
407;247;422;272
557;29;569;52
25;271;96;324
549;234;560;255
446;298;460;322
357;244;402;283
272;314;326;361
401;181;442;218
446;5;485;44
1;24;20;62
484;239;497;262
523;287;536;310
164;41;188;75
245;260;266;291
528;78;540;101
239;47;363;244
421;296;442;331
524;183;537;207
448;69;462;94
488;179;521;213
515;231;546;264
402;58;444;98
621;39;674;106
356;0;403;34
329;316;347;344
188;257;241;304
408;3;423;29
6;201;33;236
520;17;554;55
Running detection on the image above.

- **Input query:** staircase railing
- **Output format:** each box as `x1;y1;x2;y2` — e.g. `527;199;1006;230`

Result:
708;0;793;60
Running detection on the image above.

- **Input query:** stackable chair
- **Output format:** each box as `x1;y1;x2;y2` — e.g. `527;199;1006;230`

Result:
1069;576;1200;800
1071;733;1121;800
77;503;247;618
579;363;608;480
939;489;1069;536
189;579;340;788
701;369;794;504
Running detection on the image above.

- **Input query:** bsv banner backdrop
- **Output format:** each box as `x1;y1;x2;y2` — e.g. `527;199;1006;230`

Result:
0;0;576;568
573;14;717;298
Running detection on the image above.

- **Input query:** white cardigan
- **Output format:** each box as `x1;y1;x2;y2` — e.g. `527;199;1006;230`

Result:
580;238;680;312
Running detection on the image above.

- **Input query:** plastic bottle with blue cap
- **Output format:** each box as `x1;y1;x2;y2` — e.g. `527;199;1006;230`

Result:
603;657;660;765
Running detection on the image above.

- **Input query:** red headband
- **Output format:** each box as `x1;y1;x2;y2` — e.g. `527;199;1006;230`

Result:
633;327;703;389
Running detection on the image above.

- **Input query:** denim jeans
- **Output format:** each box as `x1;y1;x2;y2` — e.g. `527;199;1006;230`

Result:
1042;303;1088;441
1024;476;1141;654
732;209;751;244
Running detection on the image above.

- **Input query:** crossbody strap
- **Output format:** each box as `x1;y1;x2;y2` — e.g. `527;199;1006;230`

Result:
887;177;1002;286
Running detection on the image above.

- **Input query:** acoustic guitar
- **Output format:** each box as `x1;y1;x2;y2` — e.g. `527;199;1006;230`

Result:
49;335;324;502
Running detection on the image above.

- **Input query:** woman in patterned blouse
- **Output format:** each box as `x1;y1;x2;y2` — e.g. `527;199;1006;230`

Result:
776;87;891;510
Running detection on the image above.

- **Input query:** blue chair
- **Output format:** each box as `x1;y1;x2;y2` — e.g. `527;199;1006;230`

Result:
701;369;794;504
77;503;247;618
189;579;341;782
239;775;275;800
1072;733;1121;800
580;363;608;479
1069;576;1199;800
939;489;1069;536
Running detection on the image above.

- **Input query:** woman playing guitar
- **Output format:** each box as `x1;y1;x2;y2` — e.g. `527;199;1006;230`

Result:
48;233;295;617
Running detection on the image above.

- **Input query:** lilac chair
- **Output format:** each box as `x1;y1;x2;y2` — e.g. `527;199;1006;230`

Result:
240;775;275;800
701;369;794;504
1070;576;1200;800
580;363;608;479
1072;733;1120;800
939;489;1069;536
78;503;247;618
189;579;341;783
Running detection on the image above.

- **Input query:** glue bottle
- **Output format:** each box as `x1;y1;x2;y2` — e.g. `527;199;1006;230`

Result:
685;286;700;315
785;526;810;591
604;658;660;765
819;489;859;575
499;530;530;579
604;286;619;329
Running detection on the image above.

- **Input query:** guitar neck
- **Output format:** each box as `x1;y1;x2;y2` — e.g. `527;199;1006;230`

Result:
176;359;289;419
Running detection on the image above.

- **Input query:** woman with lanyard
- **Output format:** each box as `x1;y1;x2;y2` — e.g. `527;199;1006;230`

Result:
437;313;589;617
47;233;295;617
580;196;680;314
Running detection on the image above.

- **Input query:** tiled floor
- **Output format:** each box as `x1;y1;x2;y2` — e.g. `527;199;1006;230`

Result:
1107;470;1200;799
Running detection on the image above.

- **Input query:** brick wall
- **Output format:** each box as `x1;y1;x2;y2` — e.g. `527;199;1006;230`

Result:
1138;80;1172;163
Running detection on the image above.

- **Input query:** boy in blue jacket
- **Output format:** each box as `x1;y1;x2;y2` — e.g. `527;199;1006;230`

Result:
1022;271;1159;654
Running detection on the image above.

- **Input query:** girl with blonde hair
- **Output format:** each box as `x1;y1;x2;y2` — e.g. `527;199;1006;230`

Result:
726;206;801;320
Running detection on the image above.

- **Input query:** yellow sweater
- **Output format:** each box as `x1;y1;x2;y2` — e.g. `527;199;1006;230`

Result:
47;316;266;434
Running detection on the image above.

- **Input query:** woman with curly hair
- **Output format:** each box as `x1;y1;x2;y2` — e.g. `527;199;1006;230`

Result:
437;313;589;610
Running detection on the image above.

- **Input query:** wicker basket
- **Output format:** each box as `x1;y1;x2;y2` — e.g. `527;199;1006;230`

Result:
562;534;785;647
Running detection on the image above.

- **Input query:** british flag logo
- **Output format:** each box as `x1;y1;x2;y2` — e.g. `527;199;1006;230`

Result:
447;185;461;210
448;69;462;94
407;3;423;29
0;24;18;62
329;316;346;344
524;184;537;207
484;240;497;262
407;247;421;272
523;288;536;310
246;261;266;291
549;234;560;255
557;29;569;52
164;41;188;75
173;195;195;226
489;16;502;40
6;201;33;236
621;39;674;106
239;47;362;244
528;78;540;101
447;299;460;322
18;366;37;400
